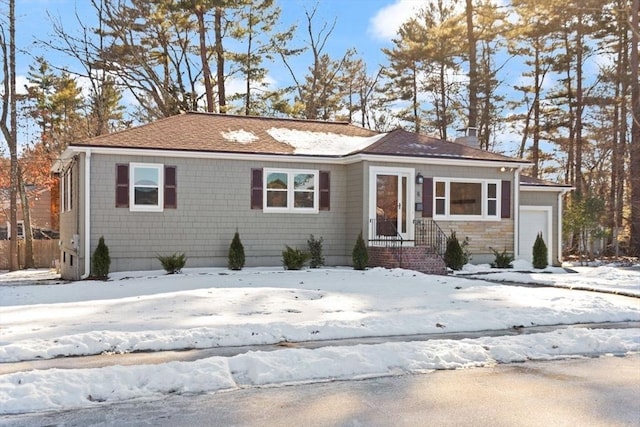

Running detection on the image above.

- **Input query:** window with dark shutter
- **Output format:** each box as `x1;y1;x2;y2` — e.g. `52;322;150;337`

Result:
251;168;263;209
422;177;433;218
164;166;177;209
319;171;330;211
115;164;129;208
501;180;511;218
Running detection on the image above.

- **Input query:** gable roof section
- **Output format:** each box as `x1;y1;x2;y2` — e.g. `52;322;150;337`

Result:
71;112;380;156
361;129;525;163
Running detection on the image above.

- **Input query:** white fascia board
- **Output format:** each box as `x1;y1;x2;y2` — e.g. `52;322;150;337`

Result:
66;146;532;169
520;185;574;193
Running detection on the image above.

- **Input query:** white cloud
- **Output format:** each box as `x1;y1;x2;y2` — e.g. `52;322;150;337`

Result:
368;0;425;41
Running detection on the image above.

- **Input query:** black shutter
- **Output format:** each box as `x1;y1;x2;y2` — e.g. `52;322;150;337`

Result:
319;171;330;211
164;166;177;209
501;180;511;218
251;168;263;209
422;177;433;218
115;164;129;208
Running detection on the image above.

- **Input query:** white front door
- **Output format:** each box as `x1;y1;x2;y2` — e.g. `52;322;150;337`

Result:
370;167;414;242
519;206;552;262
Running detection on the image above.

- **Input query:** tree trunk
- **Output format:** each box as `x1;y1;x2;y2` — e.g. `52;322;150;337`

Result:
630;0;640;255
465;0;478;130
214;7;226;114
196;7;214;113
17;166;34;269
8;0;18;271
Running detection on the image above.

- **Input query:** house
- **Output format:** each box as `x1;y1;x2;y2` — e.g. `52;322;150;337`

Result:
53;112;571;280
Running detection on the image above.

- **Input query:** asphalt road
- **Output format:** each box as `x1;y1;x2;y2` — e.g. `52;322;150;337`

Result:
2;354;639;427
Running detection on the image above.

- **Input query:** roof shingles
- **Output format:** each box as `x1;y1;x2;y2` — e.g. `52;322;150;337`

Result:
71;112;526;163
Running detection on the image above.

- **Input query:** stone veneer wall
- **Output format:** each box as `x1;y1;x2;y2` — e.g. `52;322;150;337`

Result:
435;219;514;263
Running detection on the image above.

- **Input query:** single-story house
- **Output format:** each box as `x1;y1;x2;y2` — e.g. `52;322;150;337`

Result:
53;112;571;280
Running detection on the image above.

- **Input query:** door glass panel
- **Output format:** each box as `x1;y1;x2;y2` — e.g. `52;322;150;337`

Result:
401;176;407;233
376;175;398;236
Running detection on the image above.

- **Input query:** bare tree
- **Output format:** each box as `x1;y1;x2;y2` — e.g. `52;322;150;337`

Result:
0;0;18;270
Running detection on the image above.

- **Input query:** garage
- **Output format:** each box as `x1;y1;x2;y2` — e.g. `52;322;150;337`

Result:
519;206;552;263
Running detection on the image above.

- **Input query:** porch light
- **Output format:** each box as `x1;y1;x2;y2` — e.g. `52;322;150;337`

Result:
416;173;424;184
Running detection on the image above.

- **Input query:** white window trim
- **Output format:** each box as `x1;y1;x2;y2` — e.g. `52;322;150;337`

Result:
263;168;319;214
433;178;501;221
129;162;164;212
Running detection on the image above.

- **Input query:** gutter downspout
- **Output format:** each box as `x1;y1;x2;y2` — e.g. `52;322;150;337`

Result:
557;189;571;265
81;150;91;279
514;166;523;259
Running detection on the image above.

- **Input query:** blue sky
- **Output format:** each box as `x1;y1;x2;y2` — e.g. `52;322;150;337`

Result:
12;0;423;92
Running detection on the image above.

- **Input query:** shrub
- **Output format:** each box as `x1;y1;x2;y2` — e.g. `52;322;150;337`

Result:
282;246;310;270
490;247;514;269
532;232;548;269
157;253;187;274
352;231;368;270
307;234;325;268
228;231;245;270
92;236;111;279
444;231;466;271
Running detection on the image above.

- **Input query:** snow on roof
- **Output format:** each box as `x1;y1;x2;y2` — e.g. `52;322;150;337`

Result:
266;127;387;155
220;129;259;144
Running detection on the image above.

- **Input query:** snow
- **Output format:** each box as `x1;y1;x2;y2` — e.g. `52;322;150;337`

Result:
266;128;386;155
220;129;258;144
459;261;640;297
0;265;638;415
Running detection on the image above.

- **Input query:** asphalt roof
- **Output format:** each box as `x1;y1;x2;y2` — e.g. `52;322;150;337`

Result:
70;111;527;163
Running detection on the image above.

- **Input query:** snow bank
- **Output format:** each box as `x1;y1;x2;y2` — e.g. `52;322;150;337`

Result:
1;328;637;415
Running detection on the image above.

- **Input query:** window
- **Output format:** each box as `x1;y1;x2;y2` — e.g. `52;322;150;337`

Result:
60;168;73;213
116;163;176;211
130;163;163;211
264;169;319;213
433;179;501;220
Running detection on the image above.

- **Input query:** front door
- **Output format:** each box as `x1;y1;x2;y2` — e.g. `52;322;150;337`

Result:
371;168;413;241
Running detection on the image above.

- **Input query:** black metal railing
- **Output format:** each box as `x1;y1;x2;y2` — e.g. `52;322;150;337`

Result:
368;218;405;248
413;218;447;257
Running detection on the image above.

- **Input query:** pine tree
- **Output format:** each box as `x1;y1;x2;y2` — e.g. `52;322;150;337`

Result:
532;232;548;269
228;231;245;270
352;231;368;270
444;231;465;270
92;236;111;279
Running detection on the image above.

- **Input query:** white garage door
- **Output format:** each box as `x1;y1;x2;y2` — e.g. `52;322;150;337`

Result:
519;207;552;263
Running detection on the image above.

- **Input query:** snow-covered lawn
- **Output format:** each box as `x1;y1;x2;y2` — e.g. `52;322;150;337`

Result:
0;264;639;415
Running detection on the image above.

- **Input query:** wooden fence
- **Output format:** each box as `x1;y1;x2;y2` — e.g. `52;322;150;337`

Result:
0;240;59;270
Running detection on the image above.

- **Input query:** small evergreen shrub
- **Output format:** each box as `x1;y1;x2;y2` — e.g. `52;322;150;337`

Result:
444;231;466;271
92;236;111;279
490;247;514;269
157;253;187;274
352;231;368;270
282;246;310;270
307;234;325;268
228;231;246;270
532;232;548;269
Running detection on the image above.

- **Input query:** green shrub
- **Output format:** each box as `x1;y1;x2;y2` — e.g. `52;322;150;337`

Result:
91;236;111;279
532;232;548;269
444;231;466;271
307;234;325;268
228;231;246;270
352;231;368;270
282;246;310;270
157;253;187;274
490;247;514;269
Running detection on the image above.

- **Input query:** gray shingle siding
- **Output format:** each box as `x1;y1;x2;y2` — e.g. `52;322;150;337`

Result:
89;154;358;272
